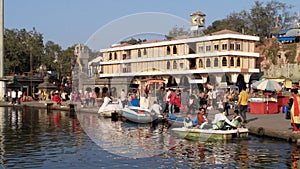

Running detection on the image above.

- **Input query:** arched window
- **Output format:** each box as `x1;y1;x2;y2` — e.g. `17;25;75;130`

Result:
230;57;235;66
173;61;177;69
222;57;227;66
167;61;170;69
138;49;141;57
214;58;218;67
167;46;171;55
109;53;112;60
173;46;177;54
237;57;241;67
143;48;147;55
199;59;203;68
114;52;117;60
206;59;211;67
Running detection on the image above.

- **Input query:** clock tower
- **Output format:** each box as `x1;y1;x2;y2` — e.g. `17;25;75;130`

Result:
190;10;206;36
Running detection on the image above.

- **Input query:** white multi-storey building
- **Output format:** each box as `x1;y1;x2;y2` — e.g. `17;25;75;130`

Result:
95;29;260;97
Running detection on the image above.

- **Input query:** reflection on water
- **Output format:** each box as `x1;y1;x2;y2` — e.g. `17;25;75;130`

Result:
0;106;298;168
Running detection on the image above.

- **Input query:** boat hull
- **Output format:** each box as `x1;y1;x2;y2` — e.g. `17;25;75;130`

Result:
122;107;158;123
171;127;249;141
98;103;122;118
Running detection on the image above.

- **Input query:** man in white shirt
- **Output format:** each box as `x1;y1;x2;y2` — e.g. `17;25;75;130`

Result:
149;101;162;116
11;90;17;104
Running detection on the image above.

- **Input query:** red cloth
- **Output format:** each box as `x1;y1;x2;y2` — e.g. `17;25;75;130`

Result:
168;91;176;104
52;94;61;105
293;95;299;116
174;96;181;108
197;113;207;125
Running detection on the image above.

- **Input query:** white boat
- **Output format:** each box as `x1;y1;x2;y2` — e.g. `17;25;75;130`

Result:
97;97;123;117
122;106;162;123
171;127;249;141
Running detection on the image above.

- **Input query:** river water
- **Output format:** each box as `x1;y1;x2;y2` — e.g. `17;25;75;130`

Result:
0;106;299;169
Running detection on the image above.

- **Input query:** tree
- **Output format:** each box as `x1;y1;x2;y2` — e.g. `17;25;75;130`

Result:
247;0;295;39
204;0;296;43
204;11;248;35
43;41;62;72
120;38;146;45
165;26;189;40
60;45;77;78
4;28;44;75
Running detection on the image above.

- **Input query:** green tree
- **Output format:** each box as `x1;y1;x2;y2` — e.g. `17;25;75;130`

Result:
165;26;189;40
43;41;62;72
204;11;248;35
120;38;146;45
60;45;77;78
204;0;296;43
247;0;295;39
4;28;44;75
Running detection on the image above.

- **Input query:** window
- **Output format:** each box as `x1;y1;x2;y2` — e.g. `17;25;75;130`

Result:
109;53;112;60
214;58;218;67
230;42;235;50
206;59;211;67
230;57;235;66
122;54;126;60
173;61;177;69
138;49;141;57
167;46;171;55
237;57;241;66
222;57;227;66
214;44;219;51
206;45;211;52
180;63;184;69
173;46;177;54
114;52;117;60
199;59;203;68
222;44;227;50
167;61;170;69
199;45;204;52
236;43;241;50
143;48;147;55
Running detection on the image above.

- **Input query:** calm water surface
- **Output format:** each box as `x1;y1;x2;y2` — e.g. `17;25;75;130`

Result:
0;106;299;169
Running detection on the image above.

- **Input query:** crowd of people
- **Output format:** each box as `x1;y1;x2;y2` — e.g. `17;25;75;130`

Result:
178;86;248;131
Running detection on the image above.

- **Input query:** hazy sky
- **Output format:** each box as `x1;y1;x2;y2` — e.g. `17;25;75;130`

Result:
4;0;300;51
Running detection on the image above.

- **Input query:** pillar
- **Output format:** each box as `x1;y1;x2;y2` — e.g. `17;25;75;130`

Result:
244;73;251;89
215;74;223;87
0;0;5;101
230;73;239;84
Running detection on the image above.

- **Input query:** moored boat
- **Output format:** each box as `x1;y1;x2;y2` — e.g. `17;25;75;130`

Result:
171;127;249;141
122;106;162;123
167;114;198;128
98;97;123;118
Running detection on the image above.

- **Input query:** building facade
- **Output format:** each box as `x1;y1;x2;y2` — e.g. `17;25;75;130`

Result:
95;29;260;96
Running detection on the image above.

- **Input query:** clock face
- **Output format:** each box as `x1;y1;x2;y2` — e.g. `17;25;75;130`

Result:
191;15;199;26
199;17;205;26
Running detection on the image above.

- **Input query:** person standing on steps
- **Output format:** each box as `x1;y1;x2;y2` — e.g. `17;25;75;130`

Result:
289;88;300;133
237;86;249;124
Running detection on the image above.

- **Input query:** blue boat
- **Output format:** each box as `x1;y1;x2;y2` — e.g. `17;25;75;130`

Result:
167;114;198;128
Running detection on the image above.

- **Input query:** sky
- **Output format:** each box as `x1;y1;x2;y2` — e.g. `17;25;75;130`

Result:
4;0;300;51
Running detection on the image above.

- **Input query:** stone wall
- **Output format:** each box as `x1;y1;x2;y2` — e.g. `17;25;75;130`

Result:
262;63;300;80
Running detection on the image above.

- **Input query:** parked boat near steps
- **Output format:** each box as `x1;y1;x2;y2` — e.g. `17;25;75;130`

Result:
98;97;123;118
122;106;163;124
171;127;249;141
